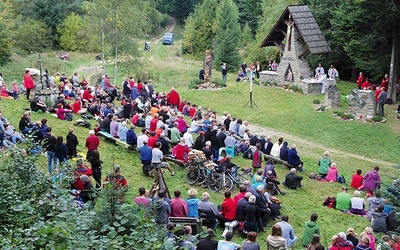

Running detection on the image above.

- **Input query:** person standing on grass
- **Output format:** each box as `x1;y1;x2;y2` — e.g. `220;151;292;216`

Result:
88;150;102;189
85;130;100;160
43;127;57;174
252;143;263;173
221;63;227;81
24;69;35;100
377;87;388;116
302;213;320;247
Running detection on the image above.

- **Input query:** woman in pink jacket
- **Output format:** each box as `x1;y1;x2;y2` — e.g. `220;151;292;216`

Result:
326;163;338;182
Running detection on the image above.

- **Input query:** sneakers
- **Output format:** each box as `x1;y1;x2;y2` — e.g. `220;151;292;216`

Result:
171;172;175;176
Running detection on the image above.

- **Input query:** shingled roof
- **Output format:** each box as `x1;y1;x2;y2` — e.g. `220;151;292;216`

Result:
260;5;331;54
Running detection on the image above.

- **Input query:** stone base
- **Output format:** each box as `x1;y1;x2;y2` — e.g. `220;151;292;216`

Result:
300;79;322;94
347;89;376;118
259;70;278;84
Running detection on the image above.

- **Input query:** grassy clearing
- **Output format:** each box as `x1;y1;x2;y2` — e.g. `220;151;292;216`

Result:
0;40;399;247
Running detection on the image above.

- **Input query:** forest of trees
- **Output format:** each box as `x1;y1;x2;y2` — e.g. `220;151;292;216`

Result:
181;0;400;100
0;0;399;99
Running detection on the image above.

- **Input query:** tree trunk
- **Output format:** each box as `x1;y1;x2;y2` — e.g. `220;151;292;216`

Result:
113;30;118;88
101;20;106;70
389;17;400;102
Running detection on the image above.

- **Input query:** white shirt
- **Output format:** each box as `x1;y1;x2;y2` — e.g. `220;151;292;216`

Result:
351;197;365;210
183;132;194;148
137;134;149;149
228;121;236;133
270;143;282;157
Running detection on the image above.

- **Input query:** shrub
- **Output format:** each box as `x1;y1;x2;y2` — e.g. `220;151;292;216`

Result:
213;79;227;87
372;115;384;122
263;81;271;86
320;106;326;111
313;99;321;104
290;85;301;92
333;111;354;120
188;78;202;89
253;79;260;85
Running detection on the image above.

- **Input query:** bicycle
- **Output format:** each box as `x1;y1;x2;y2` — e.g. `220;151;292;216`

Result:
185;157;224;192
220;165;252;192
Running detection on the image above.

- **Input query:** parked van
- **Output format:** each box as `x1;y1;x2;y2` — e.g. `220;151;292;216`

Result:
162;32;174;45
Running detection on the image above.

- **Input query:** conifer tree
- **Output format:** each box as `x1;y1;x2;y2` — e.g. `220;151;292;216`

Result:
214;0;241;72
182;0;217;57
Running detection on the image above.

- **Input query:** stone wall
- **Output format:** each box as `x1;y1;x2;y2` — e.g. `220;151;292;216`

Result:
259;71;278;84
259;25;324;94
277;26;312;87
325;84;340;108
347;89;376;118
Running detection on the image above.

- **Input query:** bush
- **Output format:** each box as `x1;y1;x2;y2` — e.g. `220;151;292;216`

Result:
313;99;321;104
253;79;260;85
372;115;384;122
320;106;326;111
213;79;227;87
290;85;301;92
333;111;354;120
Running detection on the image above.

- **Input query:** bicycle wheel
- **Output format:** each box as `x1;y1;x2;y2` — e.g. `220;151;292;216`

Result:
186;165;200;185
223;175;233;192
207;172;223;193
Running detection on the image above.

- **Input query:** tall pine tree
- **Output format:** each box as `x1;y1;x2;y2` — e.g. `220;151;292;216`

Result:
182;0;217;57
214;0;241;72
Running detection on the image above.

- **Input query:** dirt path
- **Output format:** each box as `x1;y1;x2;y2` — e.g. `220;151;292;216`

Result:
154;16;176;43
245;122;393;166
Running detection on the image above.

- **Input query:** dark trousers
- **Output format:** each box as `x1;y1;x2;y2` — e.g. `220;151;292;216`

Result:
92;167;102;189
26;88;32;100
244;221;258;232
260;208;271;228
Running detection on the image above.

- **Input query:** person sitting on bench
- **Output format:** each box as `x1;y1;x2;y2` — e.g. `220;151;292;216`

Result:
152;141;175;176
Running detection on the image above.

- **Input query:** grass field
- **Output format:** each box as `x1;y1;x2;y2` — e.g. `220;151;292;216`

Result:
0;34;399;248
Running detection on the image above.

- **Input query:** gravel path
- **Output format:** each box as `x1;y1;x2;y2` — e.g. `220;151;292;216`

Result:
245;122;393;166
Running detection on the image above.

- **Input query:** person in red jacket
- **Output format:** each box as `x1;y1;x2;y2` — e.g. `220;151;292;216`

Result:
72;97;82;114
173;138;190;163
350;169;363;189
380;73;389;90
82;86;94;103
361;78;371;90
149;113;159;132
357;72;364;89
24;70;35;100
219;190;237;228
167;87;180;110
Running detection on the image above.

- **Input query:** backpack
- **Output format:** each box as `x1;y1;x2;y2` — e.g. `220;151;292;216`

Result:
337;174;346;184
323;196;336;208
242;148;253;160
74;119;91;128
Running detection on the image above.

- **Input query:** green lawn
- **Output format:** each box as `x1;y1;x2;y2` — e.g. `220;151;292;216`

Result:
0;43;399;248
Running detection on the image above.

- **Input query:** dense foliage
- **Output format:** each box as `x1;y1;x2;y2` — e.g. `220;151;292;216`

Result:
214;0;242;72
0;144;166;248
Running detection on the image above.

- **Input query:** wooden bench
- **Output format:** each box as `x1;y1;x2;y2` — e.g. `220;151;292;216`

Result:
98;131;131;149
164;155;187;167
169;217;203;234
263;154;293;168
